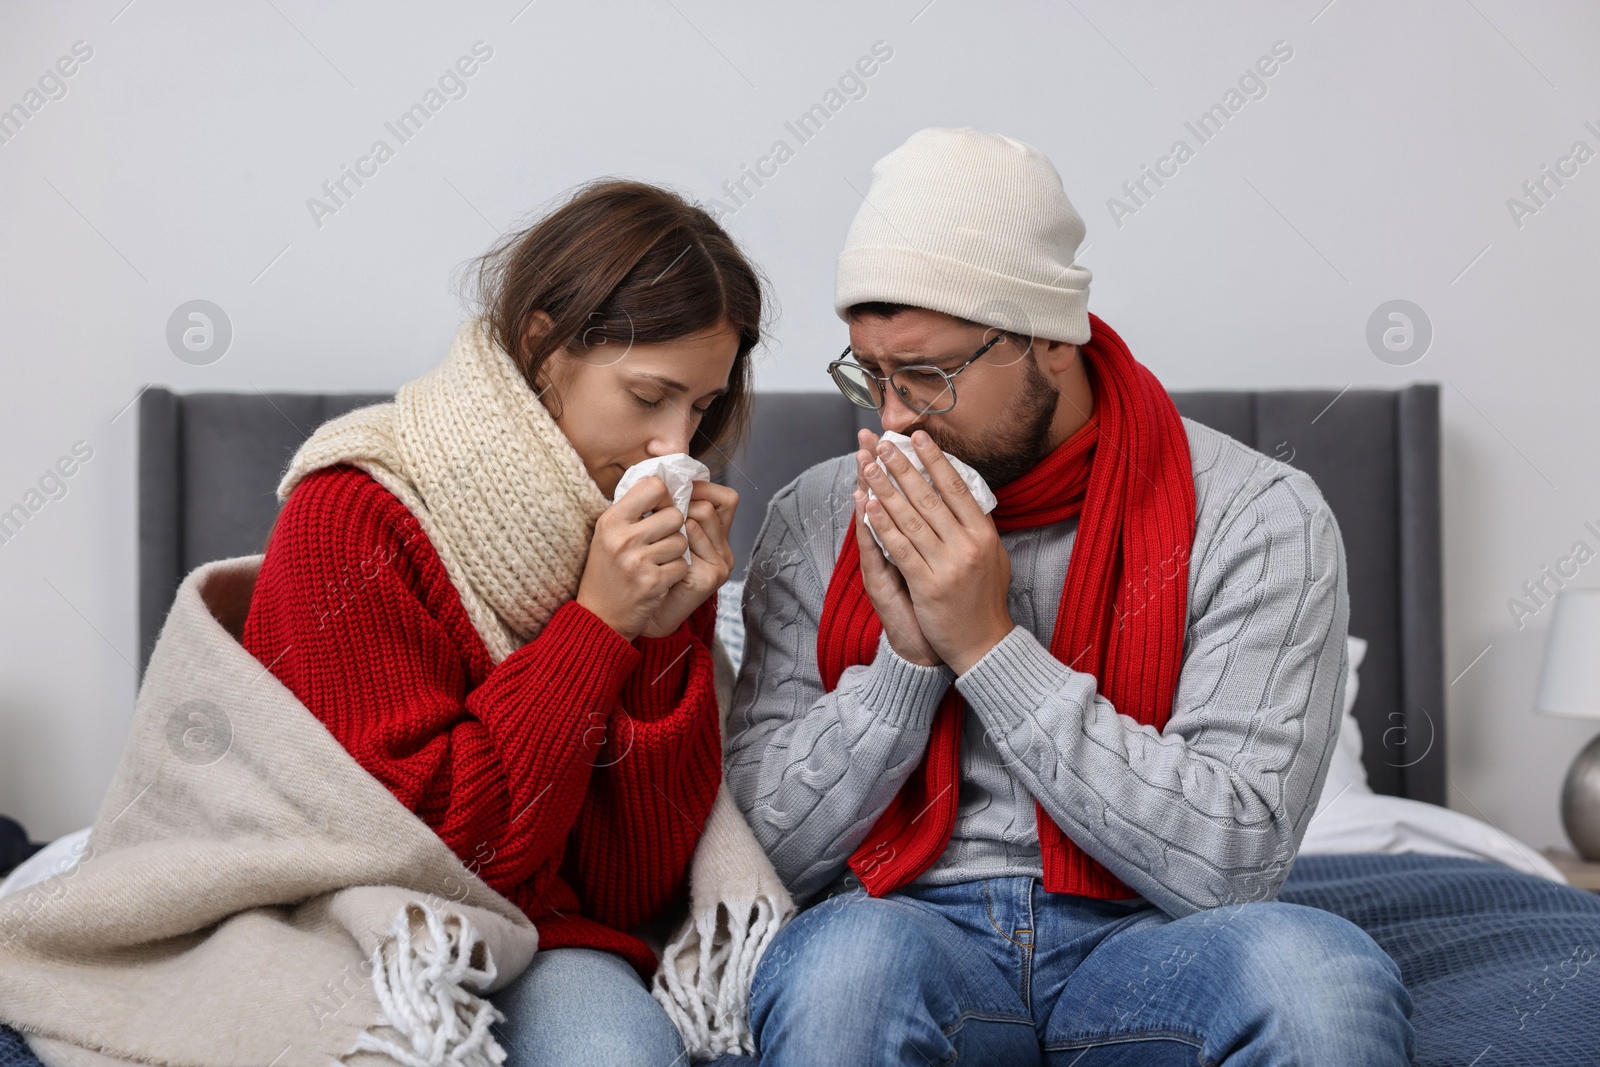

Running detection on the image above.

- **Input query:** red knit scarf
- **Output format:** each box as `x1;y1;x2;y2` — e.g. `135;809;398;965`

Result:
817;312;1196;898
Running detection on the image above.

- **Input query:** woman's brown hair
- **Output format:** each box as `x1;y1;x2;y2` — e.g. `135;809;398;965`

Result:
459;178;769;474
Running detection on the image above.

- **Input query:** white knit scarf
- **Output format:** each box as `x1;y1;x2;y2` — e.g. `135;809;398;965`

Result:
277;316;793;1059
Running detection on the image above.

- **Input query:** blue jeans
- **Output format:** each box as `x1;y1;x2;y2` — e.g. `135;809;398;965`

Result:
749;874;1415;1065
489;946;688;1065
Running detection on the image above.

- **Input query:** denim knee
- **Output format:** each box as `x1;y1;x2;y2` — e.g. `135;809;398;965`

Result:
1218;902;1414;1050
490;946;685;1066
749;889;1039;1067
751;891;937;1020
750;892;951;1061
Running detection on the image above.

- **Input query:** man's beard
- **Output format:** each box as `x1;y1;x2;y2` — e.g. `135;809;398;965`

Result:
922;357;1062;490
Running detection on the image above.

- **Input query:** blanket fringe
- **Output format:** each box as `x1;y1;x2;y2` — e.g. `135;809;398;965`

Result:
650;895;787;1060
348;901;508;1067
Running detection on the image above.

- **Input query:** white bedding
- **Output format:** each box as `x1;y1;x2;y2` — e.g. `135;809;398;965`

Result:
3;625;1567;901
1297;634;1565;883
1299;788;1564;881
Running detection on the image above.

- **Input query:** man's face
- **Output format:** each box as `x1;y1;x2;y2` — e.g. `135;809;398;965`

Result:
846;307;1062;489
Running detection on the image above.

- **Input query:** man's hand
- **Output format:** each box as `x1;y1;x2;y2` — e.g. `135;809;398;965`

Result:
858;428;1015;676
852;429;941;667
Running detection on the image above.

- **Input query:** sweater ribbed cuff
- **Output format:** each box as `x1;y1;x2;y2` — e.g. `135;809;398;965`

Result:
854;630;955;730
500;598;642;698
954;624;1087;729
626;626;696;718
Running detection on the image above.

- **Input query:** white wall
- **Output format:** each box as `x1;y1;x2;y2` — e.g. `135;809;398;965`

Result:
2;0;1597;856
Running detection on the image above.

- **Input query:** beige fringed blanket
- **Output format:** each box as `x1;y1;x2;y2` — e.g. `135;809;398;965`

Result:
0;317;794;1064
0;555;539;1067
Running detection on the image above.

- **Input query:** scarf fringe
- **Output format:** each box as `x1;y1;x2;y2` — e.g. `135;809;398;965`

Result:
651;894;788;1060
348;901;509;1067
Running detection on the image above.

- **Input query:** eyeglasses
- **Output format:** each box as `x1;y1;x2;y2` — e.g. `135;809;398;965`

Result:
827;333;1007;415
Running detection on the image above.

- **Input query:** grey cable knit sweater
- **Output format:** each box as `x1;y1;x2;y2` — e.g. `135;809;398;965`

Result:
725;416;1350;915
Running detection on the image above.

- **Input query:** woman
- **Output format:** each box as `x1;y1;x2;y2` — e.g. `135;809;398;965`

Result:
242;179;764;1063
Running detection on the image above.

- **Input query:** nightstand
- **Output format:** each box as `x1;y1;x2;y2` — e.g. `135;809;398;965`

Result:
1540;847;1600;891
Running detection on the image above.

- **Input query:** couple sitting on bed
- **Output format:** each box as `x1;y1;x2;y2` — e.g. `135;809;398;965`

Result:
0;127;1414;1066
245;126;1417;1064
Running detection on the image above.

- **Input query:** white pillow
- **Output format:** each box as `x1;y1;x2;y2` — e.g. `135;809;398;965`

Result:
0;825;92;899
1314;635;1371;815
715;578;747;673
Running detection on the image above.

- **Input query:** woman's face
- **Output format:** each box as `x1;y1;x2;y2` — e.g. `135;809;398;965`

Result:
535;320;740;500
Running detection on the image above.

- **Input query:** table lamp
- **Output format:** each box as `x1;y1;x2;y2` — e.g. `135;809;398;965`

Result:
1535;587;1600;860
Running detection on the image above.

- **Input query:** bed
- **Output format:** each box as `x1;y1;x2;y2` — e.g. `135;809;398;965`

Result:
4;382;1597;1066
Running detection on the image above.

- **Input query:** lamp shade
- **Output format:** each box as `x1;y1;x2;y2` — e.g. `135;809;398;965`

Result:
1535;588;1600;720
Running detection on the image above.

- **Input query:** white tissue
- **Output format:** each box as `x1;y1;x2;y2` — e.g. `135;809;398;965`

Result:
613;453;711;564
864;431;997;557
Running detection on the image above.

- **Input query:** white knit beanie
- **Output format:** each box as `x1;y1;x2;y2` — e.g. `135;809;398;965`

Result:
835;127;1092;344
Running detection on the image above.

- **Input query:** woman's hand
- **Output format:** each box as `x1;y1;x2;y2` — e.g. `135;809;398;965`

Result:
636;480;739;639
577;476;694;642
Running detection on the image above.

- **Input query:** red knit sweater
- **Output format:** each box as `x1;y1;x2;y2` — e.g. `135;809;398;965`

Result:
240;464;724;979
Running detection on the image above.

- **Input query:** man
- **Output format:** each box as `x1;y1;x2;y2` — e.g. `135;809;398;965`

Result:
724;127;1415;1065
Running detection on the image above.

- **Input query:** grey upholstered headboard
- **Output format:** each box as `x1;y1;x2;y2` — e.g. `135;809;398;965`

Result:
137;384;1444;805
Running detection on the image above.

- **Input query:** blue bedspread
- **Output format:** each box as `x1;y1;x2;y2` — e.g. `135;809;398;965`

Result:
3;853;1595;1065
0;1025;37;1067
1278;852;1600;1066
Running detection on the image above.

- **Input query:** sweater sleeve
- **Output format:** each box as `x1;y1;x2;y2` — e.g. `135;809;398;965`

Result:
724;482;957;907
240;466;647;900
951;468;1350;916
562;594;724;930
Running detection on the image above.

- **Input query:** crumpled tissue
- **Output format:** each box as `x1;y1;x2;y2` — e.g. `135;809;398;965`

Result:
864;431;997;558
613;453;711;564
